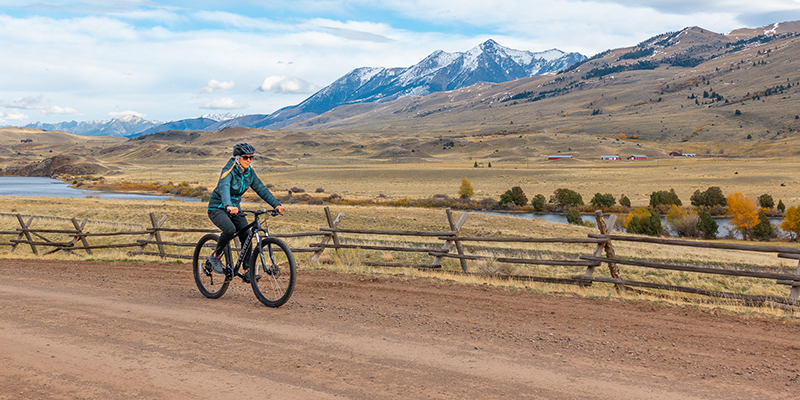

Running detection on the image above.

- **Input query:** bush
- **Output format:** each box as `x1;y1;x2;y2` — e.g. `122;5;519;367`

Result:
665;205;699;237
531;194;546;211
758;194;774;209
499;186;528;206
690;186;726;207
650;188;681;208
315;188;325;193
290;187;305;193
590;193;616;208
566;209;583;225
551;188;583;207
619;195;631;208
625;209;662;236
696;211;719;239
778;199;786;213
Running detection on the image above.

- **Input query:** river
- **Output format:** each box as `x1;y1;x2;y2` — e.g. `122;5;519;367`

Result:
0;177;199;202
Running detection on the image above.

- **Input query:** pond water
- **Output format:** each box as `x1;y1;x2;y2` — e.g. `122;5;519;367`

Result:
478;211;783;240
0;177;199;202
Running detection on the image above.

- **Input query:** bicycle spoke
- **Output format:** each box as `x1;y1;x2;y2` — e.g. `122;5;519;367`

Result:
250;237;296;307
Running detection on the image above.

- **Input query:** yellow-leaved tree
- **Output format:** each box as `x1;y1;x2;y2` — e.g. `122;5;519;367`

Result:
458;177;474;199
781;206;800;241
727;192;759;240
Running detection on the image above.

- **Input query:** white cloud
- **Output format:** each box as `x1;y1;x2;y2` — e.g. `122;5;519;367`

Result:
258;76;319;94
0;110;29;122
199;79;235;94
3;95;45;109
43;105;79;115
108;110;146;118
201;97;249;110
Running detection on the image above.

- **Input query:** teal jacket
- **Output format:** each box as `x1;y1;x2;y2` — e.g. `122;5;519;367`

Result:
207;157;281;210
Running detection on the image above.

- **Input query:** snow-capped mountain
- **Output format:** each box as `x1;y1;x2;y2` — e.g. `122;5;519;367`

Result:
25;115;159;137
24;40;585;136
213;39;586;130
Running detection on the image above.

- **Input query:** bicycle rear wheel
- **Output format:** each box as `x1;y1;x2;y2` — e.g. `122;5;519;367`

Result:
193;233;231;298
250;237;296;307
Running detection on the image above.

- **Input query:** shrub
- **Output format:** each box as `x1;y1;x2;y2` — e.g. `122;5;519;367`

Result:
619;195;631;208
551;188;584;207
315;188;325;193
499;186;528;206
649;188;681;208
566;209;584;225
690;186;726;207
531;194;546;211
696;210;718;239
590;193;616;208
290;187;305;193
624;209;662;236
758;194;774;209
665;205;699;237
778;199;786;213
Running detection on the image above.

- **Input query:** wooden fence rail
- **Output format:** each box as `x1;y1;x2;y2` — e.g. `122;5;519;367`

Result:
3;206;800;309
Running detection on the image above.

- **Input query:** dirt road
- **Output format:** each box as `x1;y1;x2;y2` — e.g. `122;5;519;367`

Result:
1;259;798;399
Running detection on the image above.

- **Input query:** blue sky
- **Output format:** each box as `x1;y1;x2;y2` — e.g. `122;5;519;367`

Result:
2;0;800;125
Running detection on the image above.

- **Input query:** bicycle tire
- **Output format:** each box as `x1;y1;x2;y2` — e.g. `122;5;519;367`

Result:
192;233;231;299
250;237;296;307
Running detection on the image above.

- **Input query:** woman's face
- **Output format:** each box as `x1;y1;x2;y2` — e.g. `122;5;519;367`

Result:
239;154;253;169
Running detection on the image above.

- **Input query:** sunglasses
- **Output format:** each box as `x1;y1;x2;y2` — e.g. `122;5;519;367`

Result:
240;155;254;160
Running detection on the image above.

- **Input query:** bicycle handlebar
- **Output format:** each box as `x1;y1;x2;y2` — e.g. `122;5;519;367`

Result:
238;208;282;217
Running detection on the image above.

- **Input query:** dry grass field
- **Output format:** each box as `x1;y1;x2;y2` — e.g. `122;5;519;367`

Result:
3;196;800;319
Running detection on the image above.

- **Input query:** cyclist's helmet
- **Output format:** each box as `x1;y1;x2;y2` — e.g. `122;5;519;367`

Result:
232;142;256;157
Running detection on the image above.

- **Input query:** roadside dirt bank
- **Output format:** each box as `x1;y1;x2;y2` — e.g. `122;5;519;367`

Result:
1;259;798;399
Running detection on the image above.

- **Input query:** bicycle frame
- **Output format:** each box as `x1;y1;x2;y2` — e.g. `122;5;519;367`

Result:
223;209;280;280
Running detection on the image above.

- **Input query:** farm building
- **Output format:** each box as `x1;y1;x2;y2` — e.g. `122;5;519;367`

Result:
683;153;696;157
627;155;647;161
600;155;619;160
669;151;682;157
547;155;573;160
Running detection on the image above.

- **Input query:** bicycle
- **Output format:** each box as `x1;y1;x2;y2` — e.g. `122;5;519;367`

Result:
192;208;296;307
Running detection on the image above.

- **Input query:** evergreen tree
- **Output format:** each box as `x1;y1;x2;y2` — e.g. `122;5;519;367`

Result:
752;210;773;241
619;195;631;208
778;199;786;213
531;194;546;212
696;211;718;239
499;186;527;206
758;194;774;209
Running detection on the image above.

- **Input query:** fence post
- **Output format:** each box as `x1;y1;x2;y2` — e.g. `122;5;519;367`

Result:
595;210;623;293
311;206;344;263
432;208;468;270
135;213;168;257
790;260;800;300
11;214;37;255
70;217;93;255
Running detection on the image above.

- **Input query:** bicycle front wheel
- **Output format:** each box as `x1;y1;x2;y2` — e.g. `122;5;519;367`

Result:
250;237;296;307
193;233;230;299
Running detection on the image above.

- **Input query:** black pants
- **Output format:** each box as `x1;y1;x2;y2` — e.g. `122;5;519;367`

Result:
208;209;249;256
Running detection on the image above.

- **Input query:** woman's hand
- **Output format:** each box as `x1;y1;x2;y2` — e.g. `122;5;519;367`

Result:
275;205;285;214
226;206;239;215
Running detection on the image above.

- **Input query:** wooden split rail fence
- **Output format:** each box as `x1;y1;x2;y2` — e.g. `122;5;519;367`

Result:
3;207;800;309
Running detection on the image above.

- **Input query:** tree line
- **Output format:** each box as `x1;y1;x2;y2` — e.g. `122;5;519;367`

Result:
457;178;797;241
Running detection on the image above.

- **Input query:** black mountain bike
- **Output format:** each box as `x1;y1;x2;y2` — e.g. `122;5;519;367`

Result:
192;209;296;307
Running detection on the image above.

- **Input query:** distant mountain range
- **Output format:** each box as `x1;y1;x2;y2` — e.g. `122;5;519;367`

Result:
23;40;586;137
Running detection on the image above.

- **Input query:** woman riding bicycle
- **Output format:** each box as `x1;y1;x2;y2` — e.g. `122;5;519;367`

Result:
207;142;284;273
